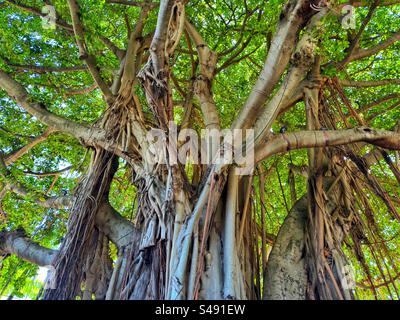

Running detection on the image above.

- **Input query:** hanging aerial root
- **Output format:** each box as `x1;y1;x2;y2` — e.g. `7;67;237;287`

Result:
43;148;118;300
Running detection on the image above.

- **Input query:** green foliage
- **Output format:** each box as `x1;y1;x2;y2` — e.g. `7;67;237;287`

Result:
0;0;399;299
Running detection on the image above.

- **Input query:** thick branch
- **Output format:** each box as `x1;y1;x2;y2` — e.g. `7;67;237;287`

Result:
149;0;176;73
0;70;107;144
0;202;138;267
253;14;325;144
185;20;220;130
0;230;56;266
255;127;400;163
96;202;139;248
233;0;315;129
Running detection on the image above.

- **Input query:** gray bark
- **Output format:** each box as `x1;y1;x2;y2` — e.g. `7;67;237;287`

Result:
264;197;308;300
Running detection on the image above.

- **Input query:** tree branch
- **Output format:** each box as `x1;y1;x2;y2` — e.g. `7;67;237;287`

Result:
3;181;73;210
5;0;74;32
339;79;400;87
341;0;400;7
360;93;400;112
67;0;115;105
255;127;400;163
24;166;73;177
0;69;107;145
106;0;158;8
4;129;57;166
232;0;316;130
347;31;400;63
6;63;88;74
63;83;98;97
336;0;379;69
0;230;56;266
185;20;220;130
148;0;176;74
0;202;139;267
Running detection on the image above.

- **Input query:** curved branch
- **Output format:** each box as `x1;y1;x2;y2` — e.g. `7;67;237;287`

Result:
360;93;400;112
348;31;400;63
96;202;139;249
4;129;57;166
67;0;115;105
255;127;400;163
24;166;73;177
0;230;56;266
185;20;220;130
0;202;139;267
0;70;107;144
232;0;316;130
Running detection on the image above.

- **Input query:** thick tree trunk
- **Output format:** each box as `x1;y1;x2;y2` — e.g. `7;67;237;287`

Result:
264;197;308;300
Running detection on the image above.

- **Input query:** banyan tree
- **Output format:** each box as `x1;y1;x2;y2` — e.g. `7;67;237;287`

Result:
0;0;400;300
